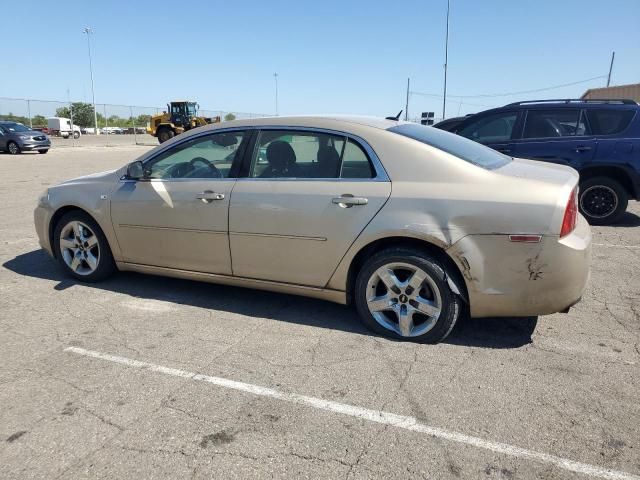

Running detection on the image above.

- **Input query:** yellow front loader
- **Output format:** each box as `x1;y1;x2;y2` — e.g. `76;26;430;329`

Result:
147;101;221;143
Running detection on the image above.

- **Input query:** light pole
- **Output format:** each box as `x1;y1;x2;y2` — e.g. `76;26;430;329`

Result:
442;0;450;120
83;27;99;134
274;73;279;116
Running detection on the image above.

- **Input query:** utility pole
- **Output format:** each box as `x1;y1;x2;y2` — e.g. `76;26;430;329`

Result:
607;51;615;87
405;78;410;121
274;73;279;116
83;27;99;134
442;0;450;119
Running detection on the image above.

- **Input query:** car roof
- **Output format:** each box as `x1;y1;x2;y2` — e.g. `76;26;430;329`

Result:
196;115;407;133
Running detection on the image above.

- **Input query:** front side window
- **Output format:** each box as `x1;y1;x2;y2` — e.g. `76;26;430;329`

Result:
586;109;635;135
249;130;376;179
145;131;246;179
523;109;583;138
457;112;517;143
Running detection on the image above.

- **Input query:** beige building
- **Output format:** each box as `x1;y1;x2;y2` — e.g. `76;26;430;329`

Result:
581;83;640;103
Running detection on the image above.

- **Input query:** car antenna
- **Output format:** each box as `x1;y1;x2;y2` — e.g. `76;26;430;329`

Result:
385;110;403;121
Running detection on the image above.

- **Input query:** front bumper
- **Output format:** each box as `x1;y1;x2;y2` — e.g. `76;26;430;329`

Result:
34;204;54;257
20;140;51;151
447;215;591;318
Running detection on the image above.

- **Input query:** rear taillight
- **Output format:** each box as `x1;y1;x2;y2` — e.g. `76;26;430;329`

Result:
560;187;578;238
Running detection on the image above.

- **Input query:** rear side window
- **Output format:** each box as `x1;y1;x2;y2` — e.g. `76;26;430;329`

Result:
249;130;376;179
586;109;635;135
389;123;511;170
523;109;586;138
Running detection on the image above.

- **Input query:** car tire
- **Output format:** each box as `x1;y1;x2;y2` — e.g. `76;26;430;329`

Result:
7;141;20;155
157;128;174;143
354;247;462;343
53;211;116;282
38;149;49;154
579;176;628;225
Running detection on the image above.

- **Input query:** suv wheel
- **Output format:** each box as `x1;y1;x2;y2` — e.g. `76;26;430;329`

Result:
354;248;463;343
579;177;628;225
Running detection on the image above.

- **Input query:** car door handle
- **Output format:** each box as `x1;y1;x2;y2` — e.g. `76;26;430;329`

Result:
575;146;592;152
196;190;225;203
332;195;368;208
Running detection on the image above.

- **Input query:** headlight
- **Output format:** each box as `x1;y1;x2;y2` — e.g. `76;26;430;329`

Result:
38;190;50;207
19;135;29;140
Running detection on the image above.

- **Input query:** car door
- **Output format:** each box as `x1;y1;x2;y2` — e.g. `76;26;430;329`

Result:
456;110;520;155
511;108;596;167
228;128;391;287
110;129;249;274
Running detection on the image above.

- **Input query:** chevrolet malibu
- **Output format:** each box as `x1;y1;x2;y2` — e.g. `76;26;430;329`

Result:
34;116;591;343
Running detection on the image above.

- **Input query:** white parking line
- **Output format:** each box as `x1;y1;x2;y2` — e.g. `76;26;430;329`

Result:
64;346;640;480
592;243;640;249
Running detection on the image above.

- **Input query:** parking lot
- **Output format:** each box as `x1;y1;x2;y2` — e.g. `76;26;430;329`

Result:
1;146;639;479
50;134;157;149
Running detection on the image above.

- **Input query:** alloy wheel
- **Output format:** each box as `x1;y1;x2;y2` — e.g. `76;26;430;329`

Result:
365;262;442;337
8;142;19;154
59;221;100;276
580;185;618;219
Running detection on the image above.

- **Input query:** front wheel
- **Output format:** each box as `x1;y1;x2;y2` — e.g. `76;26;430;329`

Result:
38;149;49;154
53;211;116;282
73;131;80;139
579;177;628;225
354;248;462;343
7;141;20;154
157;128;175;143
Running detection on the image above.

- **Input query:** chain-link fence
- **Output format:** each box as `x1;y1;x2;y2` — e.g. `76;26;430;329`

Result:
0;97;271;148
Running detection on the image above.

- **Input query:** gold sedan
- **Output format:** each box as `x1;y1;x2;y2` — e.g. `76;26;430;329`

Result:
34;116;591;343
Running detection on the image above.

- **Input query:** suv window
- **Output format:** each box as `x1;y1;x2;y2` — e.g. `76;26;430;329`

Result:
457;112;517;143
249;130;376;179
523;109;587;138
145;131;246;179
586;109;635;135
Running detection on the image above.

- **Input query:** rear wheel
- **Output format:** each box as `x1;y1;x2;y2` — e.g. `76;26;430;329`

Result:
579;177;628;225
354;248;462;343
157;128;175;143
53;211;116;282
7;141;20;155
73;131;80;139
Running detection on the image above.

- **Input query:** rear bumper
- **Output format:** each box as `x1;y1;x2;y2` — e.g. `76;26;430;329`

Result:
447;215;591;318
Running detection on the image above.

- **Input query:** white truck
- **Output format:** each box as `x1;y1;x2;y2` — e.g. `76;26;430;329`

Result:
47;117;81;139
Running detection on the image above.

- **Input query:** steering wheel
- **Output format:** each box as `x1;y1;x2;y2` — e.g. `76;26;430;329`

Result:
189;157;222;178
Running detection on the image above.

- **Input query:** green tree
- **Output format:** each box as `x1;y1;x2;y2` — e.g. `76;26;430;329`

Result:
224;113;236;122
135;114;151;126
55;102;96;128
32;115;47;126
0;112;29;124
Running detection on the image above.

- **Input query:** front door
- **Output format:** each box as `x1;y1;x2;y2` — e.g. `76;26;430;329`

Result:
229;129;391;287
110;130;248;274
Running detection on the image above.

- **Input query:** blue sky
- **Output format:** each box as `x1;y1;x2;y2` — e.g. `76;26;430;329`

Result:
2;0;639;118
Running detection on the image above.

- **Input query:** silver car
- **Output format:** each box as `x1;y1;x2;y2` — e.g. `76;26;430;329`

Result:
34;116;591;343
0;121;51;154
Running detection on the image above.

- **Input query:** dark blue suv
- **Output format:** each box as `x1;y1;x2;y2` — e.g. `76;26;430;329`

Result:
450;99;640;224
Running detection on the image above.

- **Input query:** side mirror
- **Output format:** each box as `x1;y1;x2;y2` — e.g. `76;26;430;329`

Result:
127;161;145;180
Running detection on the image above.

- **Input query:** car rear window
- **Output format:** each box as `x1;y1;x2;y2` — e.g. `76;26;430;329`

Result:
586;109;636;135
388;123;511;170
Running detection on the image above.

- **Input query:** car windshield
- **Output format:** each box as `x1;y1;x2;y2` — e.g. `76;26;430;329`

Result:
388;123;511;170
2;122;30;133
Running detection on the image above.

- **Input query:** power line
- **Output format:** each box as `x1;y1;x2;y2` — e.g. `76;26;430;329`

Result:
410;74;608;100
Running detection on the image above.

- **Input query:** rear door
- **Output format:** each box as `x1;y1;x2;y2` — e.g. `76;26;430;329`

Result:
511;108;596;167
456;110;520;155
0;126;7;150
228;128;391;287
